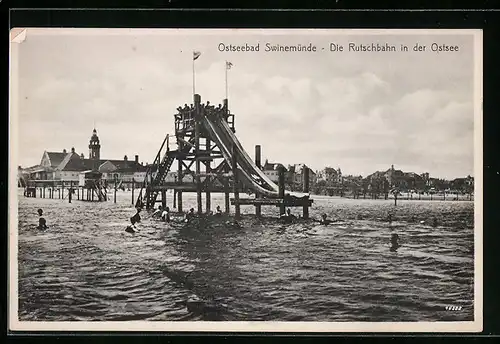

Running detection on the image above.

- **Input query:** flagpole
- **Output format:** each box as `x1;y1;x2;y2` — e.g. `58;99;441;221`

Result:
225;61;228;100
192;52;195;96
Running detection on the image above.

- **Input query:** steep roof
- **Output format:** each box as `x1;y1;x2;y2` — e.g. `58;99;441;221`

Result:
62;153;89;171
263;161;286;171
45;152;67;168
289;163;316;175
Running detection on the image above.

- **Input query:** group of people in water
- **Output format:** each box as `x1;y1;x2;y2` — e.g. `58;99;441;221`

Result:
279;208;333;226
33;202;438;253
124;204;226;233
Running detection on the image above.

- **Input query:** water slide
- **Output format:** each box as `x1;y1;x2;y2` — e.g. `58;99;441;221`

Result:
202;115;309;199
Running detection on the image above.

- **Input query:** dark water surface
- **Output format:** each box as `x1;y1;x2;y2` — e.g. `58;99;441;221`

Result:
17;190;475;321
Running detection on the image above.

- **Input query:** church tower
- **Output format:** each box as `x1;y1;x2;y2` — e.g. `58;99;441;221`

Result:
89;128;101;171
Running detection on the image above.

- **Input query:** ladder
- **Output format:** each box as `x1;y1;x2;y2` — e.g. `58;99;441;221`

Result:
94;179;107;201
135;135;196;209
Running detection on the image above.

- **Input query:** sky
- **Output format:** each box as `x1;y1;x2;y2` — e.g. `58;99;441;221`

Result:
13;29;478;179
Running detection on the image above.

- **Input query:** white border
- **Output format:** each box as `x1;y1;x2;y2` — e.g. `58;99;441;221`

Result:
8;28;483;333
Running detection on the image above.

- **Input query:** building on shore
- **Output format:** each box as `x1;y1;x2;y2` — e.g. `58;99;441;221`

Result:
261;160;317;190
366;165;427;191
262;160;287;183
287;164;317;188
20;128;148;185
317;167;342;185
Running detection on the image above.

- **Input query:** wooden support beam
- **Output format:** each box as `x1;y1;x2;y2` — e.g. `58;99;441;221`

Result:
69;181;72;203
195;94;203;215
303;167;310;219
232;144;240;219
161;190;167;208
205;136;211;213
131;178;135;205
230;198;314;206
255;145;262;217
278;166;286;215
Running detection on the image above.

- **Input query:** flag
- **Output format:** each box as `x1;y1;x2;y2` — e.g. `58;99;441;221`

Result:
193;51;201;60
226;61;233;70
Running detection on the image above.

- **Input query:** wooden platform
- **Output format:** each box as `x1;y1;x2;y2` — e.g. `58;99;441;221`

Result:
230;197;313;207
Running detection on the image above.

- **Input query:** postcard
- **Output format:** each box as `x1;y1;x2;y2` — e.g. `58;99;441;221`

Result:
9;28;483;332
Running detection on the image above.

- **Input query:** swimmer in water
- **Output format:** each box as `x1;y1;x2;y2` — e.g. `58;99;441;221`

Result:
152;205;162;218
185;208;195;223
390;233;401;252
316;213;332;225
432;216;438;227
37;208;48;230
126;208;142;233
161;206;171;222
387;213;393;223
280;209;296;223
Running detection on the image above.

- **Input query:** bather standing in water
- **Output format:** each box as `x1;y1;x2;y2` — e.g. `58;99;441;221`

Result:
125;208;142;233
390;233;401;252
432;216;438;227
185;208;195;223
161;206;171;222
280;208;297;223
37;208;48;230
387;213;393;223
214;205;223;217
152;205;162;218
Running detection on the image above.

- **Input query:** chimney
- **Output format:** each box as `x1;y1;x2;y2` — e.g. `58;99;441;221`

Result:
71;147;75;153
80;153;84;159
63;149;67;154
124;155;128;168
135;155;139;163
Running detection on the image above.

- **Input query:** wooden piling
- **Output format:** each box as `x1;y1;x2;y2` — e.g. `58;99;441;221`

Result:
224;178;230;214
131;178;135;205
161;190;167;209
205;137;211;213
255;145;262;217
303;167;310;219
114;175;117;204
69;181;72;203
278;166;285;215
43;187;45;199
77;187;80;200
177;138;183;212
194;94;202;215
232;144;240;219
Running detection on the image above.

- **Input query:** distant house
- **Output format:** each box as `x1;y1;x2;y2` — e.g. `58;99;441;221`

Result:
287;163;317;186
317;167;342;185
21;128;148;183
262;159;286;183
366;165;425;190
